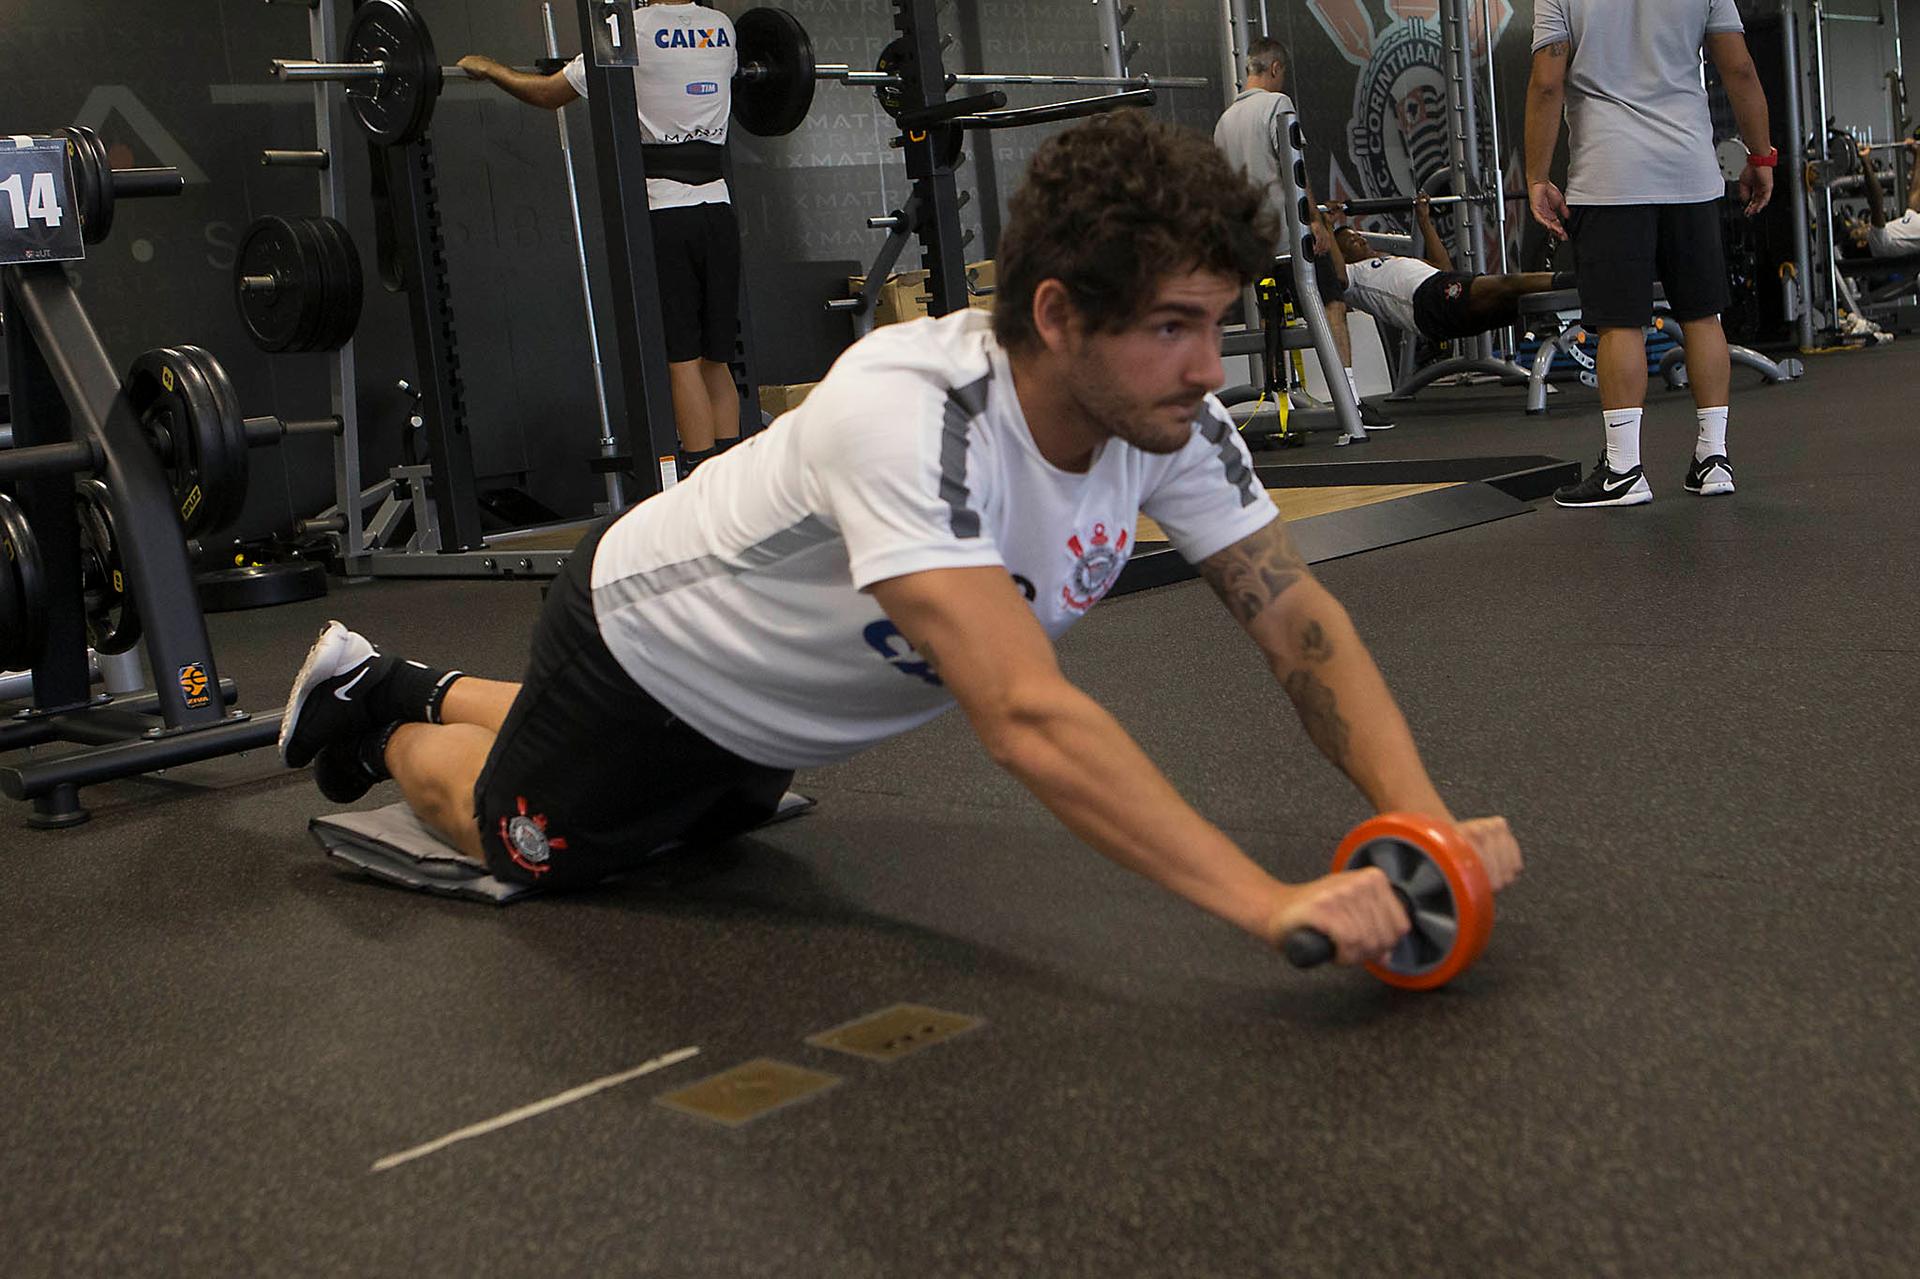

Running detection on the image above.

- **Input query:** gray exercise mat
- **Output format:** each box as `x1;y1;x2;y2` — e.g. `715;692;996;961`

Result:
308;791;817;905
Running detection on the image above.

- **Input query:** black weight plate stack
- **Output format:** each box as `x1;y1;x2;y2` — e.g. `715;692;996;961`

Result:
236;216;325;353
125;349;236;535
310;217;364;352
0;491;47;671
344;0;442;146
73;479;140;655
172;345;252;533
735;7;817;137
59;125;114;244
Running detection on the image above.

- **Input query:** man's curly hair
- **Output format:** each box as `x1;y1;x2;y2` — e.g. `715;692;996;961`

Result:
992;110;1280;352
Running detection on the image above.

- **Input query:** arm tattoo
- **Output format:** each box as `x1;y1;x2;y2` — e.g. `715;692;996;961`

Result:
1283;669;1352;770
1544;40;1570;57
1297;619;1334;664
1197;521;1310;626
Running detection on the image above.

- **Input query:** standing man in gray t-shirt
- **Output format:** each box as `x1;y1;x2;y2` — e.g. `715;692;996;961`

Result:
1524;0;1775;508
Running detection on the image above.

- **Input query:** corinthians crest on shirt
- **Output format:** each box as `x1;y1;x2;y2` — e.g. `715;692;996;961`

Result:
1061;521;1130;613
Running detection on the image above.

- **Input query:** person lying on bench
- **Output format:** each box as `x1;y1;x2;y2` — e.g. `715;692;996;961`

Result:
1316;194;1570;341
1855;140;1920;258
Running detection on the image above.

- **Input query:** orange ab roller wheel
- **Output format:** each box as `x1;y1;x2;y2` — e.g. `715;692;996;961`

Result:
1282;813;1496;990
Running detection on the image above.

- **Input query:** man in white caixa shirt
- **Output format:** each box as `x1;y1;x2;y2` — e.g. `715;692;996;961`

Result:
279;113;1522;970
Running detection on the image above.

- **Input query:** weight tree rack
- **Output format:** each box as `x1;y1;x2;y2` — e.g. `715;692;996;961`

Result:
1;140;281;827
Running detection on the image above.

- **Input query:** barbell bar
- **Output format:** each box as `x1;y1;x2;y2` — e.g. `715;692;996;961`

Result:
274;56;1211;92
270;59;552;82
811;63;1210;90
1320;192;1498;216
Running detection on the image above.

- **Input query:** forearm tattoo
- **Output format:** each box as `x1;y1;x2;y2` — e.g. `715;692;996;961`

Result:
1283;669;1352;771
1297;618;1333;664
1197;522;1310;625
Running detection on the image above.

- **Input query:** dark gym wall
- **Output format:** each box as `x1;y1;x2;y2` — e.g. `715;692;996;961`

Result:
0;1;1239;543
3;2;1590;543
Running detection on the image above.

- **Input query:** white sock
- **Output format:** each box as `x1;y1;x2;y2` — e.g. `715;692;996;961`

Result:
1603;408;1643;472
1344;367;1360;399
1695;406;1728;461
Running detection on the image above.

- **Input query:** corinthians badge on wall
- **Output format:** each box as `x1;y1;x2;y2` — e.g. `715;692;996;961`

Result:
1303;1;1514;208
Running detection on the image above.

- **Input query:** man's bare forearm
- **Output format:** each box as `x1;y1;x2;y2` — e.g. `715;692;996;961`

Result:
1418;211;1453;270
1199;530;1449;819
973;686;1293;941
1718;59;1772;158
1523;45;1568;185
464;58;575;110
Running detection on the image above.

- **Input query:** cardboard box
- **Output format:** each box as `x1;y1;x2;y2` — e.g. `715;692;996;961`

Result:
966;260;996;312
846;268;931;328
758;381;820;418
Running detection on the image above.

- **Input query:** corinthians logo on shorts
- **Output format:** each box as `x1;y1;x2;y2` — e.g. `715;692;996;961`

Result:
500;796;567;877
1061;522;1130;613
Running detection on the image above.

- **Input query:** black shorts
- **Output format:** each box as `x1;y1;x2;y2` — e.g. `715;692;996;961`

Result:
472;520;793;889
1411;270;1483;340
1570;200;1730;327
651;201;741;364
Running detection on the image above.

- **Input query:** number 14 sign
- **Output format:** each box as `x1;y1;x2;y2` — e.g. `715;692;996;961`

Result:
0;135;84;266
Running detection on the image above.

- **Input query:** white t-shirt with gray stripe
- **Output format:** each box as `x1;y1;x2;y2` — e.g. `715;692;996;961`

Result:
591;308;1280;768
1533;0;1745;205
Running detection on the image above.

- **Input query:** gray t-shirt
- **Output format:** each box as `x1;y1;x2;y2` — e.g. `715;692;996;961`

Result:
1533;0;1745;205
1213;88;1301;252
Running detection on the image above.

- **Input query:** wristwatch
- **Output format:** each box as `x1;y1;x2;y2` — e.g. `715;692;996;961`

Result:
1747;147;1779;168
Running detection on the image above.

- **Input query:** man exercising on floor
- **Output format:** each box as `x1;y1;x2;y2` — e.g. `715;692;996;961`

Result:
278;113;1523;970
1317;194;1568;342
460;0;742;475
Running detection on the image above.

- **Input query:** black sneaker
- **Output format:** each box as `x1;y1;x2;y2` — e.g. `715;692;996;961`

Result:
1358;400;1396;431
311;729;394;804
279;621;389;768
1683;454;1735;496
1554;454;1653;508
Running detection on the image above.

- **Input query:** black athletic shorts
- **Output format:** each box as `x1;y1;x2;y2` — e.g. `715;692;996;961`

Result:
472;520;793;890
1570;199;1730;327
1411;270;1483;340
651;201;741;364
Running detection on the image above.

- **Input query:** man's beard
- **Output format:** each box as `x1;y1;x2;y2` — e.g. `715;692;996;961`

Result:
1065;353;1199;456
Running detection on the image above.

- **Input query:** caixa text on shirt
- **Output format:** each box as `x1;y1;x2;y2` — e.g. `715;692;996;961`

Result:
656;27;731;49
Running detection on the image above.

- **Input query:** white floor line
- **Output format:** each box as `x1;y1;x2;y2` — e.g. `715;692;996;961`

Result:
371;1045;702;1174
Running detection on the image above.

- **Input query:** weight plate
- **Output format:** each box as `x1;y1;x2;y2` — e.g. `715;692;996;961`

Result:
0;491;48;671
874;37;911;120
172;344;252;534
195;561;327;613
73;479;141;655
735;6;817;137
310;216;364;352
236;216;322;353
164;346;248;535
344;0;442;146
1329;813;1494;991
126;349;230;536
60;125;113;245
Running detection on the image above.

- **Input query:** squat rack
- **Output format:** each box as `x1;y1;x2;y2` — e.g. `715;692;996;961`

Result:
1796;0;1909;343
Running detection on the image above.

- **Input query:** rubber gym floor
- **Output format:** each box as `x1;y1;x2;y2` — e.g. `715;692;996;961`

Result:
5;345;1917;1277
